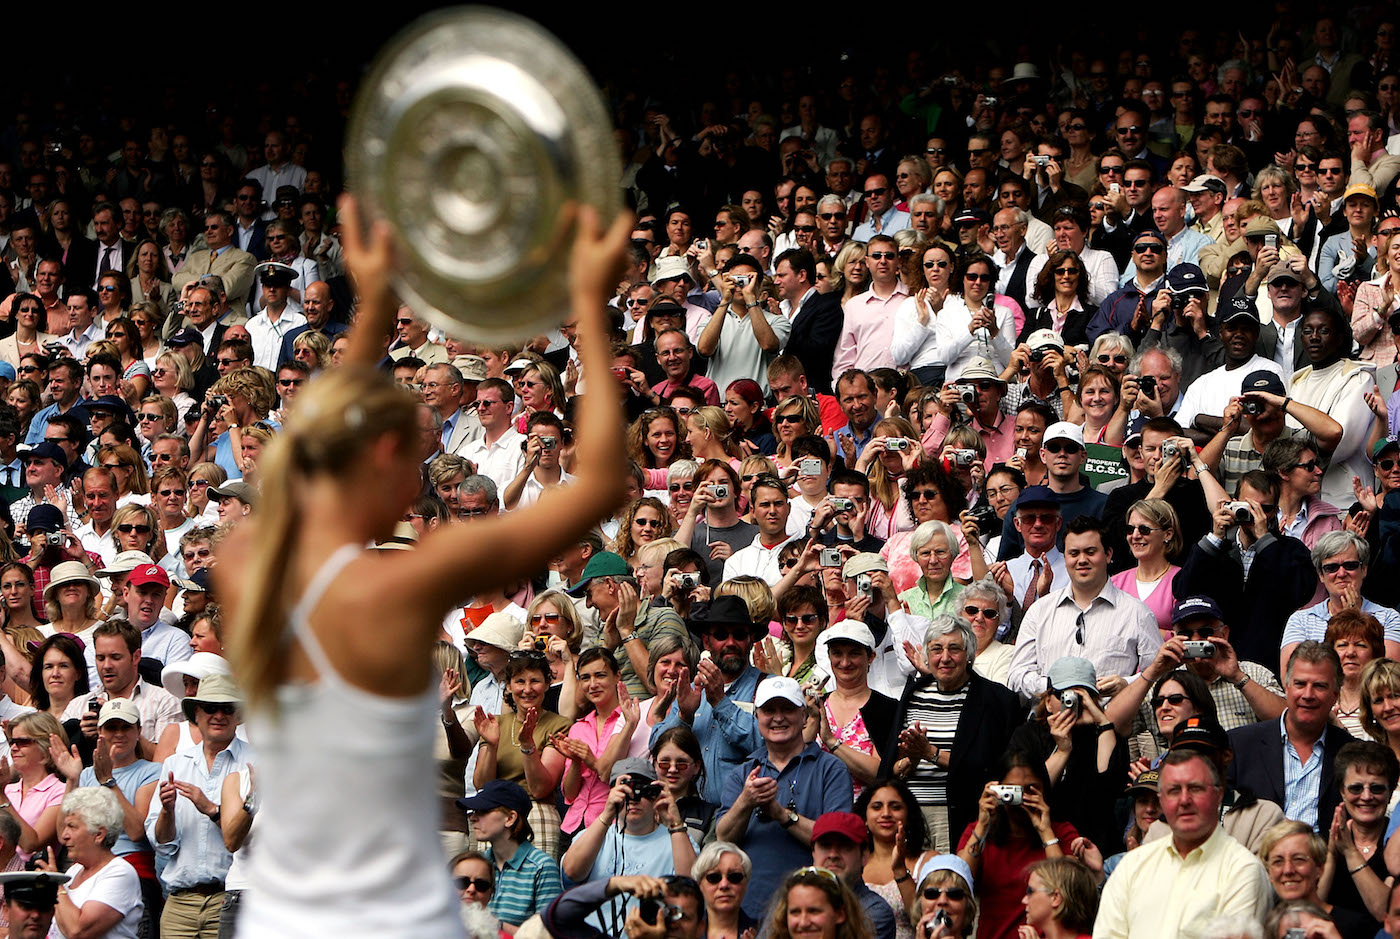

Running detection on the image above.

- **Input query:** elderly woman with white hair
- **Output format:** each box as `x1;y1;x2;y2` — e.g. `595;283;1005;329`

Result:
956;578;1014;687
1281;530;1400;675
663;459;700;524
895;521;964;618
42;786;143;938
881;615;1023;853
1088;332;1134;379
692;841;756;939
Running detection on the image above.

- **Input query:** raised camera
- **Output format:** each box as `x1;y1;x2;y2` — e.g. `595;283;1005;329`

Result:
1161;441;1181;465
1241;400;1263;416
990;784;1023;805
968;502;998;536
885;437;909;451
1182;640;1216;659
1035;155;1050;167
711;484;729;499
540;436;557;450
830;498;856;513
956;384;976;404
732;274;751;288
950;449;978;467
1059;690;1080;714
677;572;701;590
1224;501;1253;524
799;458;823;476
856;573;873;597
533;637;548;652
1138;375;1157;398
819;547;843;568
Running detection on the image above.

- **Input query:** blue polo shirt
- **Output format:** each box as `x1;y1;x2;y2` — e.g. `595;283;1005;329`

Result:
486;840;562;926
651;665;763;803
718;741;853;919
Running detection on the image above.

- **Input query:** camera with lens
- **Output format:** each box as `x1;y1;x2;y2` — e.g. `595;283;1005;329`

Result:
624;776;664;803
1059;690;1080;716
206;394;229;413
540;436;557;451
1225;501;1254;524
677;572;701;590
532;636;548;652
955;384;976;404
830;497;856;513
1160;441;1181;466
1169;290;1188;313
1182;640;1216;659
1138;375;1156;398
968;502;998;536
732;274;751;288
948;449;978;467
885;437;909;451
639;899;685;926
1241;399;1263;416
819;548;843;568
856;573;874;597
990;784;1023;805
710;484;729;500
799;458;823;476
1034;155;1050;167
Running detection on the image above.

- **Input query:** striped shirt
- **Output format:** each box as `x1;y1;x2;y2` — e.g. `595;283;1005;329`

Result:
486;840;563;926
1281;598;1400;647
903;679;968;803
1220;428;1300;495
1281;713;1325;831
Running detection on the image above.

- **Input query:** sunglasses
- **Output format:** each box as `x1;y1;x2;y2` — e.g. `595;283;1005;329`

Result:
1318;167;1345;175
706;626;752;643
1345;782;1390;796
864;187;889;197
1127;524;1161;537
117;524;151;534
783;613;821;626
910;489;942;501
923;259;950;269
1295;162;1317;171
967;148;988;156
926;147;947;155
454;877;491;893
868;251;897;261
277;378;305;387
668;482;695;492
198;702;236;716
704;871;746;885
1151;692;1189;709
1044;442;1082;455
923;887;967;901
1098;354;1128;364
5;736;34;748
1290;460;1321;473
964;272;992;282
1052;266;1080;275
1116;125;1145;134
1123;179;1150;188
1133;243;1164;254
1175;626;1216;639
1066;122;1088;132
634;518;665;529
1018;512;1059;525
962;605;998;619
1379;459;1400;472
794;224;817;233
529;613;561;626
157;489;186;498
1100;165;1125;174
1322;560;1363;574
819;212;844;220
775;414;805;425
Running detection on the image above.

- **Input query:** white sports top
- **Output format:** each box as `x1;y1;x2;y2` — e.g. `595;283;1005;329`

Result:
236;544;463;937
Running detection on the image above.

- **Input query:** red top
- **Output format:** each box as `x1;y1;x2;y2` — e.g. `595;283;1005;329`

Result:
956;819;1080;939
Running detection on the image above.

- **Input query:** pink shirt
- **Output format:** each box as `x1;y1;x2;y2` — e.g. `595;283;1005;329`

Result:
832;283;910;382
921;408;1015;467
561;708;631;833
5;773;63;862
1109;565;1181;637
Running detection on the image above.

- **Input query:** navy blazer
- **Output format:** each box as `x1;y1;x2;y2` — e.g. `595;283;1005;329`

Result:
1226;718;1356;833
784;290;843;394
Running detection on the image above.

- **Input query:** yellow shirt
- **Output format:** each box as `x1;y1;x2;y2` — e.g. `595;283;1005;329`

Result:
1093;825;1270;939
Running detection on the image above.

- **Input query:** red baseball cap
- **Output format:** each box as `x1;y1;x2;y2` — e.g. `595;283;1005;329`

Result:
126;565;170;589
811;812;870;846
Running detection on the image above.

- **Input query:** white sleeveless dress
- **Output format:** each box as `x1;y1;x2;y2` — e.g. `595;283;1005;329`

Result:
235;545;463;937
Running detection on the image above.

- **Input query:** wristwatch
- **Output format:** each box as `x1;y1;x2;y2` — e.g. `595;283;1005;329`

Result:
100;778;118;789
780;809;800;828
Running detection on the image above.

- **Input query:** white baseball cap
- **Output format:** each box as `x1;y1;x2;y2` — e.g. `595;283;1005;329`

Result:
821;621;877;652
754;676;806;709
1042;421;1084;448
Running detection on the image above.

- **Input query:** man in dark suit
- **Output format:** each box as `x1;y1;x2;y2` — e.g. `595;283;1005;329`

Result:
1226;641;1356;833
232;180;271;261
773;248;840;394
65;202;134;290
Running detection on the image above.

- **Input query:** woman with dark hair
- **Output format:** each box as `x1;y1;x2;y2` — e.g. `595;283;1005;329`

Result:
471;649;570;859
0;562;43;705
940;254;1015;379
723;380;777;455
557;648;640;837
1020;250;1091;344
28;633;88;744
652;724;717;840
1130;668;1219;769
1287;305;1374;507
892;243;958;386
955;750;1077;939
0;293;55;368
857;778;929;939
610;496;676;566
1329;610;1386;737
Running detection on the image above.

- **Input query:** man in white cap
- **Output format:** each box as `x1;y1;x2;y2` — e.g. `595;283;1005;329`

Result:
458;611;524;800
995;424;1107;561
1004;330;1076;419
244;261;305;370
146;673;252;938
715;675;853;919
649;257;710;344
1183;174;1227;243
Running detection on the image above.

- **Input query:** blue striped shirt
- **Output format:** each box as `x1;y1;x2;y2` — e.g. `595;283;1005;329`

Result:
486;840;562;926
1280;713;1324;831
1281;598;1400;647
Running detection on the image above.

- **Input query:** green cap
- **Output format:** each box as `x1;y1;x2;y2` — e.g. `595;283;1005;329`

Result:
566;551;632;597
1372;438;1400;461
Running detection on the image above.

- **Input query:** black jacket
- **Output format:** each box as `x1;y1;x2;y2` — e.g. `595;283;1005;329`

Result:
1227;718;1356;833
1104;477;1213;575
785;290;843;395
878;673;1023;844
1174;531;1317;667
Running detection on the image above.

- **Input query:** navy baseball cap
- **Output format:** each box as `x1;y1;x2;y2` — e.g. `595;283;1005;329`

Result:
1013;485;1059;510
1240;370;1285;397
25;504;63;534
953;208;992;226
455;779;532;819
1124;416;1148;447
21;441;68;471
168;328;202;347
1166;263;1207;294
1220;294;1260;325
1171;595;1224;626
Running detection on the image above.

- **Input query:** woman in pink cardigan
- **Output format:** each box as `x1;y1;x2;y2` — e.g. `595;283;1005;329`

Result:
1108;499;1183;638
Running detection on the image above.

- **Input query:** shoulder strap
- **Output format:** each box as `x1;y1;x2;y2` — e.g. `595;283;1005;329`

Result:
286;543;362;679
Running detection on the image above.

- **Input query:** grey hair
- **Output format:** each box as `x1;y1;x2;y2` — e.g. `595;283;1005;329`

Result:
693;841;753;880
197;273;226;295
817;194;847;216
1130;344;1182;377
960;576;1009;623
909;519;958;562
1001;207;1031;228
666;459;700;484
62;786;123;848
1263;901;1329;939
893;230;926;252
458;474;499;505
419;403;444;434
824;155;855;174
159;207;189;238
1089;333;1135;361
909;193;939;212
1311;530;1369;573
426;362;464;387
924;614;979;667
1284;640;1343;688
0;812;18;849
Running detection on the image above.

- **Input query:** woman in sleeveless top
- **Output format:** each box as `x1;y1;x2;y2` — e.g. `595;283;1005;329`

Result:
215;198;633;938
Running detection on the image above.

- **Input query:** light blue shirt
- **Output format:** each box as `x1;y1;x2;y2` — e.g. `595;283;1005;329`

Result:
650;665;762;803
1319;230;1377;293
1281;598;1400;647
1280;712;1324;830
80;760;161;857
852;206;912;242
145;736;254;888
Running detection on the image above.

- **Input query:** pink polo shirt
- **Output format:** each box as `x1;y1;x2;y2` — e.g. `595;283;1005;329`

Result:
6;773;63;861
561;708;631;833
832;283;910;381
921;408;1015;467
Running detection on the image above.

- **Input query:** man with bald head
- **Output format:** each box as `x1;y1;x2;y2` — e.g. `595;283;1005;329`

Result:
246;131;307;219
1141;187;1212;274
278;281;346;363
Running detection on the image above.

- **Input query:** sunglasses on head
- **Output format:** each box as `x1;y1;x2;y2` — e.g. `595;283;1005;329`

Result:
1322;560;1363;574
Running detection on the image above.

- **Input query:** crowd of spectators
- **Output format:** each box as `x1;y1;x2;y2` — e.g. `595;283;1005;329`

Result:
15;6;1400;939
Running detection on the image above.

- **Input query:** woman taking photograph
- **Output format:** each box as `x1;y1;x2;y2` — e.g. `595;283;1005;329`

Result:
558;648;640;838
856;778;928;939
1108;499;1183;636
471;649;570;859
693;841;756;939
523;590;583;714
859;417;923;541
723;380;777;456
0;294;55;369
